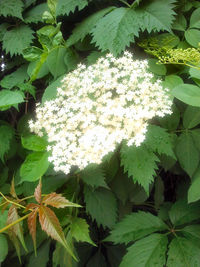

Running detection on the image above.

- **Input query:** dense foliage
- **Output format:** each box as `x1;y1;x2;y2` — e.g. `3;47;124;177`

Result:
1;0;200;266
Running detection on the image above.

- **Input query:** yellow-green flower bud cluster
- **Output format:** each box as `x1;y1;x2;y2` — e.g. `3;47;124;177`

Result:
29;51;172;174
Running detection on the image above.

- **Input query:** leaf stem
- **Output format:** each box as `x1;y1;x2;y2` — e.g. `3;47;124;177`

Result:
0;213;30;234
0;192;26;210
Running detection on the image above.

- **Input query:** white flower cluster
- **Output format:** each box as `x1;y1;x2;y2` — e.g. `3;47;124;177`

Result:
29;51;172;174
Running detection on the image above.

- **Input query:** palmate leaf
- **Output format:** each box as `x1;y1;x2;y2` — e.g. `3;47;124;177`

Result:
120;234;168;267
42;192;81;208
106;211;168;244
56;0;88;16
120;143;159;193
3;25;34;56
167;237;200;267
0;0;24;19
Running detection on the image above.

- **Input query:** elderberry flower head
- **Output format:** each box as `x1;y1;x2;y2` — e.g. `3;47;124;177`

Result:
29;51;172;174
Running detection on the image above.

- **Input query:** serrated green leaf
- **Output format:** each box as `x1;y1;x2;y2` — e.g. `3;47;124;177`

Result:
169;199;200;226
0;0;23;19
185;29;200;48
188;167;200;203
3;25;34;56
106;211;168;244
84;186;117;228
0;90;24;109
0;125;14;162
190;7;200;29
0;65;29;89
175;132;199;177
91;8;140;55
70;217;95;246
66;7;115;47
120;143;159;193
24;3;48;23
183;106;200;129
21;134;47;151
148;59;166;75
79;164;107;188
172;84;200;107
144;125;176;159
0;23;9;41
42;75;65;103
20;152;50;182
167;237;200;267
56;0;88;16
172;14;187;31
0;234;8;263
120;234;168;267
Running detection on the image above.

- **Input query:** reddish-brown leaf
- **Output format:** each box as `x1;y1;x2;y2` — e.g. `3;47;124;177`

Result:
10;179;18;199
42;192;81;208
26;203;40;211
34;180;42;204
27;208;38;254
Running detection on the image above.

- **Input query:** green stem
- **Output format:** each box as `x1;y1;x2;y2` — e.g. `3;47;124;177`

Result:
0;192;26;210
0;213;30;234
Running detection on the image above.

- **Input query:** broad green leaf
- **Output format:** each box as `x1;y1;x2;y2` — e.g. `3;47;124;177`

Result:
46;47;68;79
27;241;50;267
169;199;200;226
84;186;117;228
64;48;79;71
3;25;34;56
189;67;200;80
23;47;43;62
190;7;200;29
91;8;140;55
158;104;180;131
172;14;187;31
0;234;8;263
172;84;200;107
148;59;166;75
0;0;23;19
181;225;200;243
144;125;176;159
188;167;200;203
56;0;88;16
191;129;200;151
185;29;200;48
66;7;115;47
87;251;107;267
0;65;29;89
79;164;107;188
70;217;95;246
183;106;200;129
167;237;200;267
24;3;48;23
20;152;50;182
175;132;199;177
0;125;14;162
27;59;49;80
120;234;168;267
120;143;159;193
163;75;183;90
0;90;24;109
42;75;65;103
21;134;47;151
107;211;168;244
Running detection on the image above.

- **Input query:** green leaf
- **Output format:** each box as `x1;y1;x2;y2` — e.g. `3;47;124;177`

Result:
189;67;200;80
158;104;180;131
20;152;50;182
66;7;115;47
87;251;107;267
144;125;176;159
0;90;24;109
172;14;187;31
120;143;159;193
120;234;168;267
42;75;65;103
148;59;166;75
191;129;200;151
53;242;78;267
84;186;117;228
27;241;50;267
64;48;79;71
163;75;183;90
172;84;200;107
46;47;68;79
91;8;140;55
21;134;47;152
79;164;107;188
23;47;43;62
167;237;200;267
0;234;8;263
56;0;88;16
24;3;48;23
0;125;14;162
27;59;49;80
0;23;9;41
0;0;23;19
185;29;200;48
3;25;34;56
183;106;200;129
0;65;29;89
190;7;200;29
70;217;95;246
181;225;200;243
107;211;168;244
169;199;200;226
188;167;200;203
175;132;199;177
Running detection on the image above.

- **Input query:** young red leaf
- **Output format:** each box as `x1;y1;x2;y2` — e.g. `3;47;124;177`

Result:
42;192;81;208
34;179;42;204
27;208;38;255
